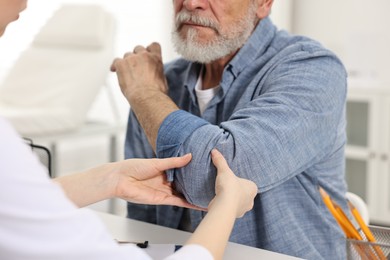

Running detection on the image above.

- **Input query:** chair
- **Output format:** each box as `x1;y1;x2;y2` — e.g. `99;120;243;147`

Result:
0;4;116;136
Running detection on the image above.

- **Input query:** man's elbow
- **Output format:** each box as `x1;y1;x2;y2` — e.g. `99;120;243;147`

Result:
174;171;216;208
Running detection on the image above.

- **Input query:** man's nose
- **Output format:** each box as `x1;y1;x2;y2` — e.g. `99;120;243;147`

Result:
183;0;209;11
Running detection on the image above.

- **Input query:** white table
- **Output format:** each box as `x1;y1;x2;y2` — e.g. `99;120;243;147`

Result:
95;211;301;260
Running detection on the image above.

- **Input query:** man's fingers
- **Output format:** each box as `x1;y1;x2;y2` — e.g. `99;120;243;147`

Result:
147;42;162;55
110;58;121;72
113;43;161;71
111;50;135;72
133;45;146;54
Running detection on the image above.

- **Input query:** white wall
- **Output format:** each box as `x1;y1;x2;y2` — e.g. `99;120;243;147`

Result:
269;0;294;32
291;0;390;83
271;0;390;84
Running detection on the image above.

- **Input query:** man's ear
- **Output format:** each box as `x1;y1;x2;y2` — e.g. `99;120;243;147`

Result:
255;0;274;19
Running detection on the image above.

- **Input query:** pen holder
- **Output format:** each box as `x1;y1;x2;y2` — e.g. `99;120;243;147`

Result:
347;225;390;260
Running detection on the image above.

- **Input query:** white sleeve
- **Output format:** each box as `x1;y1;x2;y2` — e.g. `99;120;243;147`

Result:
164;244;213;260
0;118;152;260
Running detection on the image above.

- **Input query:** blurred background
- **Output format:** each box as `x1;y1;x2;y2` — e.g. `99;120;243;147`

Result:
0;0;389;224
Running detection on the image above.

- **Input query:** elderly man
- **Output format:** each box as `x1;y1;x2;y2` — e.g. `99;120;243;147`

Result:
112;0;348;259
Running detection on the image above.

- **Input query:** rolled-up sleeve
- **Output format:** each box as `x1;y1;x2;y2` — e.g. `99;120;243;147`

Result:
156;110;209;182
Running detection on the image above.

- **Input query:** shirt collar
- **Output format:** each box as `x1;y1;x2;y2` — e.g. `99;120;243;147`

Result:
228;17;276;78
184;62;203;102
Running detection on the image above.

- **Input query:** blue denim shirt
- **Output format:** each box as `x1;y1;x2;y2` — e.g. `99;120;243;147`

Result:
125;17;348;259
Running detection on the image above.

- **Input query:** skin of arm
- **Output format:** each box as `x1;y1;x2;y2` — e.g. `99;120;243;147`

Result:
53;154;200;209
185;149;257;260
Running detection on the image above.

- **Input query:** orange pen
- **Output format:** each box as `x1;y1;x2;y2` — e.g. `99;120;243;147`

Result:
319;187;374;259
348;200;386;260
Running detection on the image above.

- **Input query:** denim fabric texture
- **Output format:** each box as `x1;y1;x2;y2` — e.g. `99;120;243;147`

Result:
125;17;348;259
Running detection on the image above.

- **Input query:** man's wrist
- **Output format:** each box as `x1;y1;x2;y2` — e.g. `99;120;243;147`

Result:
129;89;179;151
127;88;165;106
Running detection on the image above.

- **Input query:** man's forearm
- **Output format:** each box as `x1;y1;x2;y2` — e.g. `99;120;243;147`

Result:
129;90;179;152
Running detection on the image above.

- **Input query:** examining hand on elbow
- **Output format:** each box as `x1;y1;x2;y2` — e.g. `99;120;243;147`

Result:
208;149;258;218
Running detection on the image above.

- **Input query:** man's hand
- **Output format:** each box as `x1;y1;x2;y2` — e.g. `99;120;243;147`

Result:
111;42;179;151
111;42;168;104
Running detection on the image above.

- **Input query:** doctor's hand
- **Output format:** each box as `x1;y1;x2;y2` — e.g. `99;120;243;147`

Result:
55;154;202;210
208;149;258;218
114;154;201;210
110;42;168;105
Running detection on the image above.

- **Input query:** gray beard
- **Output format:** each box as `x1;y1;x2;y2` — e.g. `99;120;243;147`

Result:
171;7;258;64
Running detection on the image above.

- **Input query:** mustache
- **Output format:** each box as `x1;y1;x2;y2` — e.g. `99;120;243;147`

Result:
175;11;219;32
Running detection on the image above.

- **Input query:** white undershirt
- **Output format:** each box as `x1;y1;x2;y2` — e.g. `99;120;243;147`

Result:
0;117;212;260
195;67;220;115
